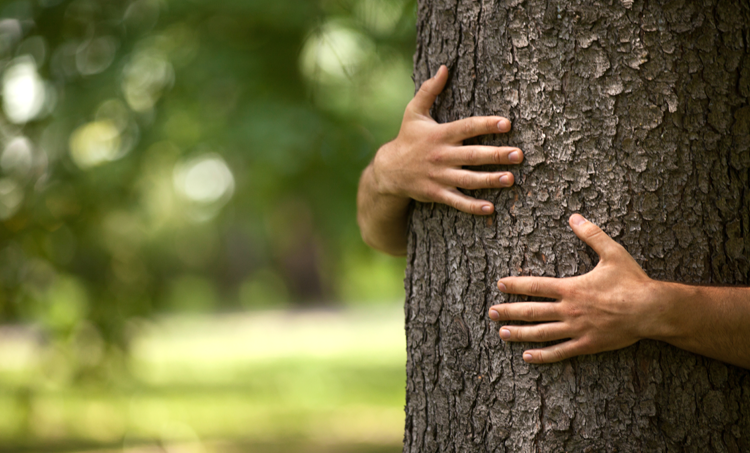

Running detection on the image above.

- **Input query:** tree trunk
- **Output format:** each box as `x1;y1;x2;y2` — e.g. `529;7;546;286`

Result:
403;0;750;451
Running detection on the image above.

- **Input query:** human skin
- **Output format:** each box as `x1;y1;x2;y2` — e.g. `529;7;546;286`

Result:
489;214;750;370
356;67;750;370
356;65;523;256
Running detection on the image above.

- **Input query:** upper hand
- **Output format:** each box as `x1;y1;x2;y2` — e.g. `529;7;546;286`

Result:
489;214;661;364
371;65;523;215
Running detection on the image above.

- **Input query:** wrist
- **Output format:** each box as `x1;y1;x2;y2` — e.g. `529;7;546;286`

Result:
361;145;411;219
646;280;700;343
370;142;395;197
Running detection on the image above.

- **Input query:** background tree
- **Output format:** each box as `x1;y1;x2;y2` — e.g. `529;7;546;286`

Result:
0;0;416;349
0;1;418;450
404;0;750;451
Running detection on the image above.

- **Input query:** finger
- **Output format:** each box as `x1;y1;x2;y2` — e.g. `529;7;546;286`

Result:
498;322;570;343
441;116;511;142
522;339;589;364
497;276;562;299
442;169;514;190
438;189;494;215
448;146;523;166
409;65;449;115
569;214;619;260
488;302;560;322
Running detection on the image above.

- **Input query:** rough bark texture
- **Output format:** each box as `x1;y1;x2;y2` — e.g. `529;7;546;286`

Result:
403;1;750;451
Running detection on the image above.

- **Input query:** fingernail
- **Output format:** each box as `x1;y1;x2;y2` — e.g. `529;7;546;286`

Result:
481;205;493;213
523;353;533;362
508;151;521;163
572;214;588;226
499;175;511;186
500;328;511;340
489;309;500;321
497;119;510;131
497;281;507;292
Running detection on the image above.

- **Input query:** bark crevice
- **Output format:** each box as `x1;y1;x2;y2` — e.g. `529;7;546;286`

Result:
405;1;750;451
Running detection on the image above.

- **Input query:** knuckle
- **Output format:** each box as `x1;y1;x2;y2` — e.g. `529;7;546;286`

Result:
493;149;503;164
426;187;442;201
523;305;536;321
462;120;475;136
466;147;478;163
580;339;598;355
552;348;566;362
427;152;442;165
501;305;511;319
556;279;570;296
575;339;591;355
432;127;449;142
571;339;592;357
459;173;474;189
514;329;524;342
536;325;548;340
530;280;541;295
586;225;605;240
565;304;582;319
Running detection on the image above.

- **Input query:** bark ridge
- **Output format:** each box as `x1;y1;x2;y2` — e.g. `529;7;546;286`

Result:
404;1;750;451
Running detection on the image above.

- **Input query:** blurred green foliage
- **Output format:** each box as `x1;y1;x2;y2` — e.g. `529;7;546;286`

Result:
0;0;416;347
0;2;416;450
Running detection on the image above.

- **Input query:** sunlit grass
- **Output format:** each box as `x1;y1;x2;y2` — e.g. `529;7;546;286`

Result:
0;306;406;452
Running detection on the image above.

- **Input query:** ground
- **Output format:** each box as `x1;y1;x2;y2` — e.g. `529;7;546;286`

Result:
0;307;405;453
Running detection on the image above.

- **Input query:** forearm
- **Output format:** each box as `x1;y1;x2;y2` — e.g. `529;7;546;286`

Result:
652;282;750;369
356;162;411;256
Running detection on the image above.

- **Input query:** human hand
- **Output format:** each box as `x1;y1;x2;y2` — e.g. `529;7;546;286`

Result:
371;65;523;215
489;214;663;364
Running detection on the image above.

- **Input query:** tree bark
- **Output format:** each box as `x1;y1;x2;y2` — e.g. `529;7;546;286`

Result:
403;0;750;451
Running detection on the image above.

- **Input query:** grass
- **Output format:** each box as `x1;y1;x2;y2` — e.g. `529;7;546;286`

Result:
0;306;406;453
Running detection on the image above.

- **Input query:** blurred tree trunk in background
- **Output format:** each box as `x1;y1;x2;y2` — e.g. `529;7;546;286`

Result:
403;1;750;451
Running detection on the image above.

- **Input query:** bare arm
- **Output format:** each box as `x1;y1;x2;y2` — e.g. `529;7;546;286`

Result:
357;65;523;256
357;163;412;256
658;283;750;369
489;214;750;369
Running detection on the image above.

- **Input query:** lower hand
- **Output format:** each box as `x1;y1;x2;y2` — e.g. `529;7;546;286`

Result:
372;65;523;215
489;214;663;364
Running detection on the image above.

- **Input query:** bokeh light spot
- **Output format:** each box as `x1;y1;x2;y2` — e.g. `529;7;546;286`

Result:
76;36;118;75
122;49;173;112
16;36;48;66
0;19;22;56
0;178;24;219
1;136;34;178
124;0;160;33
2;56;48;124
300;21;375;85
69;120;122;169
355;0;406;35
173;154;234;205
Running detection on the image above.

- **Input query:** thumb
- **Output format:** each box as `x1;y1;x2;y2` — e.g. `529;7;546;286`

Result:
569;214;618;260
408;65;448;116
